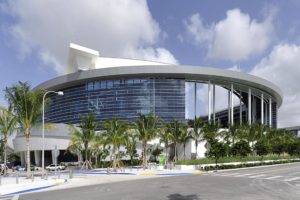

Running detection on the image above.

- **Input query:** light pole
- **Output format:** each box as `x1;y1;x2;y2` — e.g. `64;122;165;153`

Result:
42;90;64;178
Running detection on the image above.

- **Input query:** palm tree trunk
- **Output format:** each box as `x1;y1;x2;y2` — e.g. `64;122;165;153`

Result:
4;136;7;176
183;143;186;160
195;141;198;159
143;142;147;168
112;145;117;170
174;142;177;162
25;133;31;178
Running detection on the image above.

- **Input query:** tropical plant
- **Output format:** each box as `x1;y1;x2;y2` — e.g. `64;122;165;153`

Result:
207;139;227;166
149;143;163;162
179;123;190;160
0;107;17;175
254;139;271;158
230;140;251;157
238;123;258;152
166;119;183;162
79;113;98;169
203;122;221;143
188;116;204;159
134;113;159;168
5;81;44;177
158;127;170;162
102;117;127;170
90;135;110;166
125;129;138;166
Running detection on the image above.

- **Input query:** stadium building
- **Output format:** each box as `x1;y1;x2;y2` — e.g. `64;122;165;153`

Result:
13;44;283;166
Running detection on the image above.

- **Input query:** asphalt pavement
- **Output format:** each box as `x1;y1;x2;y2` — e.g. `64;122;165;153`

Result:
20;162;300;200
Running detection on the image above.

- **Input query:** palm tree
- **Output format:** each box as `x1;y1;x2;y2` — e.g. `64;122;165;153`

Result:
125;129;138;166
228;124;240;146
5;81;44;177
158;127;170;162
179;123;190;160
134;113;159;168
188;116;204;159
166;119;183;162
238;123;258;152
90;135;109;166
68;113;98;169
79;113;98;169
0;107;17;175
102;117;127;171
203;122;221;154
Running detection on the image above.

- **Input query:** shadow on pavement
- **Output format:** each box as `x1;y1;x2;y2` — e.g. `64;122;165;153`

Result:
167;193;199;200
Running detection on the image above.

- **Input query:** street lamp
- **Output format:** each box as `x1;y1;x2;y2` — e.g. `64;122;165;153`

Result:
42;90;64;178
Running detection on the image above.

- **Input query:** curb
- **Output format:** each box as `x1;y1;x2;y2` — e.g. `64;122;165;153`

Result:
210;162;300;173
2;179;67;196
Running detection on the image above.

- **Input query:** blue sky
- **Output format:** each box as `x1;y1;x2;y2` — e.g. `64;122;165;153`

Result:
1;0;300;127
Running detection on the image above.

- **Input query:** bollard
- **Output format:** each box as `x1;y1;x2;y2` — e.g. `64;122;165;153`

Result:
45;171;48;180
0;175;2;186
69;170;73;179
58;171;60;179
32;172;34;182
16;173;19;184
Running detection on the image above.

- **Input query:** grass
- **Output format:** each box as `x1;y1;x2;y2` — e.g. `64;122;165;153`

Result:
176;155;299;165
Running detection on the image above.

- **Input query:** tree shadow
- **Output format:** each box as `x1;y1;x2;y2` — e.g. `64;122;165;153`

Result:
167;193;199;200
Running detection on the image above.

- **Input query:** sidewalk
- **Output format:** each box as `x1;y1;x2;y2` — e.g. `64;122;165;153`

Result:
0;168;205;196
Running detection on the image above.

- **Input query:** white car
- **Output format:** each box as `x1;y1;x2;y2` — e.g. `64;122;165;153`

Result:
45;164;66;171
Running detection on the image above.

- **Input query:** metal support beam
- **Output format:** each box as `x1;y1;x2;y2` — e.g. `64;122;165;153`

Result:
208;81;211;123
194;82;197;117
261;93;264;124
239;91;242;125
213;84;216;123
228;90;230;126
230;83;234;125
269;97;272;126
248;88;252;125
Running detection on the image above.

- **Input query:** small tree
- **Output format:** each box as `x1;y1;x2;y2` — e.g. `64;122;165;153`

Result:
102;117;127;171
207;139;227;166
0;107;17;176
125;129;138;166
254;140;270;158
188;116;204;159
287;140;300;156
5;82;44;177
134;113;159;168
230;140;251;157
166;119;182;162
179;123;190;160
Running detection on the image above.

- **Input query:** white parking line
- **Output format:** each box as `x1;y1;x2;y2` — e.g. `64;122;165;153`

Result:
264;176;283;180
248;174;267;178
233;173;255;177
284;177;300;182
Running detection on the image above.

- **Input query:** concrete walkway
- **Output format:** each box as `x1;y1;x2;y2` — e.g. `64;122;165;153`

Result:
0;168;205;196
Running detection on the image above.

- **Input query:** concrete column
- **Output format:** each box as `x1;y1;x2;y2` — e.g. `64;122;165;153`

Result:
261;93;264;124
51;149;60;165
20;152;25;166
194;82;197;117
269;98;272;126
228;90;231;125
248;88;252;125
230;83;234;125
213;84;216;123
208;81;211;123
253;97;256;123
34;150;41;166
239;91;242;125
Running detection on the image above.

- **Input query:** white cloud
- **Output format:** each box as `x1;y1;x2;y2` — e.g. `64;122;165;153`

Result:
182;8;274;62
1;0;177;74
251;43;300;128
